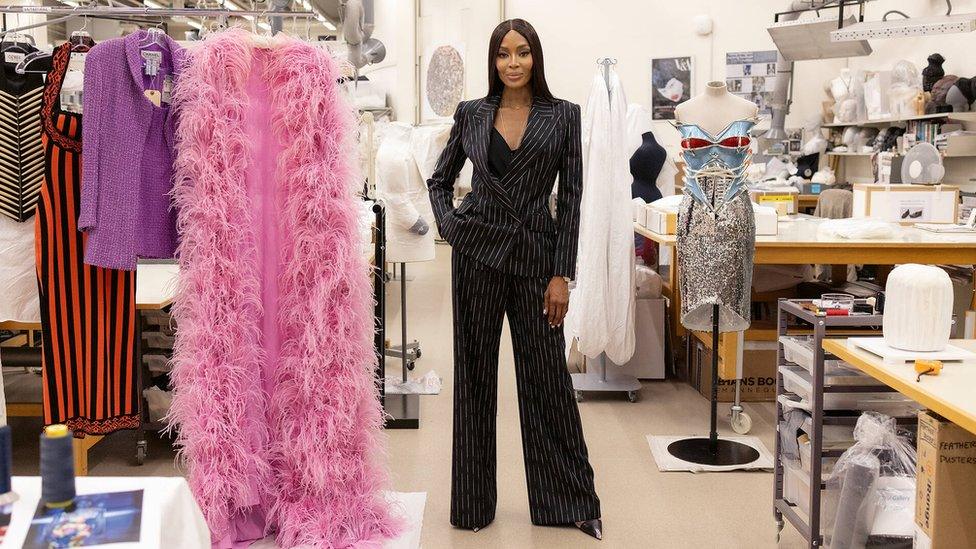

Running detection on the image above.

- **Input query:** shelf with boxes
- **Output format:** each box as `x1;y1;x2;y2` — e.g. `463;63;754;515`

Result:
773;299;920;548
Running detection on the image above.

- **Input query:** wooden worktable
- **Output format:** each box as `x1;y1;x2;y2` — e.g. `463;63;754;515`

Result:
1;263;178;475
823;338;976;436
636;216;976;376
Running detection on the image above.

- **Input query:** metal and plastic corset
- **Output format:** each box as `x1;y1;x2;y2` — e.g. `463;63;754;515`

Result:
674;119;757;214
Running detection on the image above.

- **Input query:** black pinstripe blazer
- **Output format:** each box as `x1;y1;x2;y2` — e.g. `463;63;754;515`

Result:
427;95;583;279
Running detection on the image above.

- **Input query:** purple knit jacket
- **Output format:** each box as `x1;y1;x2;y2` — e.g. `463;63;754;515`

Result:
79;30;184;270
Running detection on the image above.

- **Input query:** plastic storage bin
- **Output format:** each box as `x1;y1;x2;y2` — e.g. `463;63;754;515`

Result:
779;365;919;416
783;458;812;517
799;438;841;474
780;336;855;375
142;331;175;349
143;354;171;374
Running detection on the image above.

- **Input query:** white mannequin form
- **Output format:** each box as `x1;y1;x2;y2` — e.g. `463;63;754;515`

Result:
675;81;758;134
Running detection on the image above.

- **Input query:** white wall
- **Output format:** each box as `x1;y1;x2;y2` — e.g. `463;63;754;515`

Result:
380;0;976;146
503;0;976;149
361;0;414;119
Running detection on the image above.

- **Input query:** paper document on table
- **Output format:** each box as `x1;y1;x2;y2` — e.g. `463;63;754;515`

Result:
914;223;976;233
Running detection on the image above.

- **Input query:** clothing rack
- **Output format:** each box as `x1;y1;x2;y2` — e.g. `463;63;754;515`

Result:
0;4;316;38
0;6;314;18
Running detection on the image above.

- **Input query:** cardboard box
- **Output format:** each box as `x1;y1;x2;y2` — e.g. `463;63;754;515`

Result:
689;338;777;402
749;189;799;215
608;298;666;379
853;184;960;224
644;205;677;235
915;411;976;549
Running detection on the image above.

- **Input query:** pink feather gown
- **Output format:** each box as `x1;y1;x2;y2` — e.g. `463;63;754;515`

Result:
167;29;400;548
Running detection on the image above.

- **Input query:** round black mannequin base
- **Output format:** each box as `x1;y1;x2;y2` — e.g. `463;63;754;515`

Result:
667;437;760;466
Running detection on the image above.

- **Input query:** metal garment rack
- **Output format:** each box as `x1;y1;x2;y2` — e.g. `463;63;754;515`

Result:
0;4;316;38
0;5;315;18
571;57;641;404
772;299;915;547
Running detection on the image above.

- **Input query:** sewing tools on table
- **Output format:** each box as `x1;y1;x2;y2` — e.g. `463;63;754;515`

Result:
799;295;878;317
40;424;76;510
915;359;944;382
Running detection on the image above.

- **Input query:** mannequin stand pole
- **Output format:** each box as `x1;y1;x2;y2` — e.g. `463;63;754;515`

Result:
372;204;420;429
666;304;760;466
384;262;421;429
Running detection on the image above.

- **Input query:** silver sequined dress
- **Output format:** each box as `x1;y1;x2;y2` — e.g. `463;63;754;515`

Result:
674;119;757;332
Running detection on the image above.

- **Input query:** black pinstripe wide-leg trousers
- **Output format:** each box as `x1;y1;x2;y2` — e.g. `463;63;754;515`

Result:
450;250;601;528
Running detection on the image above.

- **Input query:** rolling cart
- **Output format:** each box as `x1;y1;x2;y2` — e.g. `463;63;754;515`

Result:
772;299;917;547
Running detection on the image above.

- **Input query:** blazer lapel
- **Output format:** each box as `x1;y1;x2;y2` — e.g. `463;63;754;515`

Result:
473;95;519;220
501;98;557;211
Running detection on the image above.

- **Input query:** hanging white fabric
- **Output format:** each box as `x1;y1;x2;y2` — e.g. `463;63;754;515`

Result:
565;67;638;364
376;122;435;263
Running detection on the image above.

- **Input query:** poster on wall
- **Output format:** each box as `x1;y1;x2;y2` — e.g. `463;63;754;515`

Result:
650;56;693;120
725;50;779;115
422;44;465;122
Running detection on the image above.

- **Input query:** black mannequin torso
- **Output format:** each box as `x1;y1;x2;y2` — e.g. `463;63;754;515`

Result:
630;131;666;203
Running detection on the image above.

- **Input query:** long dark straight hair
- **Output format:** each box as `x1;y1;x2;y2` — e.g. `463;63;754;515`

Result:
487;18;554;101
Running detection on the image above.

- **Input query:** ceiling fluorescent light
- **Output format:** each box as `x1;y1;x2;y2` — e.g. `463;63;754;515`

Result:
144;0;166;8
831;12;976;41
186;19;203;29
768;14;872;61
60;0;81;6
223;0;243;11
258;21;271;31
323;19;336;31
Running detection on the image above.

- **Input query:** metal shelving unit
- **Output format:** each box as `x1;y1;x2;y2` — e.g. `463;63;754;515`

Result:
773;299;889;547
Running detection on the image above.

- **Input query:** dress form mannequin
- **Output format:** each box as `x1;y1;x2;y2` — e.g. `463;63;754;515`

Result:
630;131;667;203
668;80;760;467
675;81;758;134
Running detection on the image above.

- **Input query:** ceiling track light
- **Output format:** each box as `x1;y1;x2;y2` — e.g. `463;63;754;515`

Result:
831;12;976;41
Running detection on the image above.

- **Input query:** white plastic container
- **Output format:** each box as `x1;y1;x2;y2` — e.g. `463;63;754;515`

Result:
779;402;857;446
799;438;841;474
780;336;856;375
779;365;918;415
143;354;172;374
783;458;813;517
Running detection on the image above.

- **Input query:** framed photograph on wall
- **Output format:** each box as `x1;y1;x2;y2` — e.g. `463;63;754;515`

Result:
651;56;693;120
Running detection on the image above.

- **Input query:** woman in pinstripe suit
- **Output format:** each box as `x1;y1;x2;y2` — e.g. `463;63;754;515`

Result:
427;18;602;540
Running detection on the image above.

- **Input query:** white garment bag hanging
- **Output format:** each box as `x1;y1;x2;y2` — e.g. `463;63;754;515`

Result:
376;122;435;263
565;67;639;365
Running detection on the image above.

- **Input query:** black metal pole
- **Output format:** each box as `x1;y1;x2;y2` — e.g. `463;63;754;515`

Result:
372;202;386;407
710;303;719;453
400;262;408;384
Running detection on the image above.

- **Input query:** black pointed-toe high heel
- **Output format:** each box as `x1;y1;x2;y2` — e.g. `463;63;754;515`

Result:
575;518;603;540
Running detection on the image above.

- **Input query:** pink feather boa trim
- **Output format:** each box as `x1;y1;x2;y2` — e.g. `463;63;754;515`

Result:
168;29;401;547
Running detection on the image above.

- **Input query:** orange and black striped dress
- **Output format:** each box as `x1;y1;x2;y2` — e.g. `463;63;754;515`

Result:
35;43;139;435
